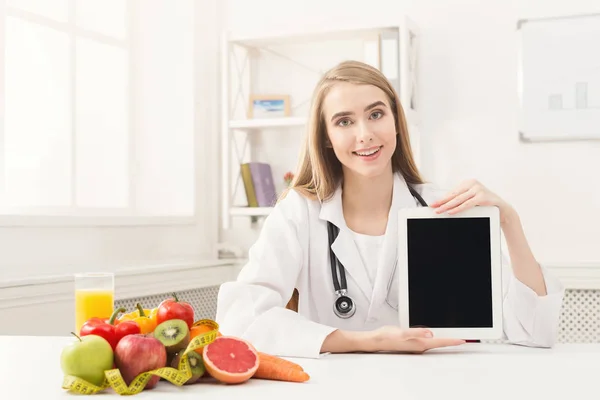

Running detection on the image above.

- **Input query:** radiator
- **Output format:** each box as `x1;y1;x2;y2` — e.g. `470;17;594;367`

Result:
559;289;600;343
115;286;221;322
115;287;600;343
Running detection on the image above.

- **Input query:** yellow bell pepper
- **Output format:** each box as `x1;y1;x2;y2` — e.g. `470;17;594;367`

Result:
131;303;157;334
118;304;158;325
118;307;148;321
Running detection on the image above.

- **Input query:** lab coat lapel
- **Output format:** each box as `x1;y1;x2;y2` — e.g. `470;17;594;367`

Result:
367;174;417;318
319;185;373;303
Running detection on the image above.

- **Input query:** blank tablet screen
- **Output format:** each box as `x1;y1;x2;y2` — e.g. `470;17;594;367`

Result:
406;217;493;328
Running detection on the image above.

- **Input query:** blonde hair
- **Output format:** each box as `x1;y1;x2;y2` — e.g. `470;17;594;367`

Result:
281;60;424;204
283;60;424;311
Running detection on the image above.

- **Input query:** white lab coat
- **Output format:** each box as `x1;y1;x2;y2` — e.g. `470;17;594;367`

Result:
216;173;565;358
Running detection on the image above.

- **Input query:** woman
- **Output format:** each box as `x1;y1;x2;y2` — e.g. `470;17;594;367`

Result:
216;60;564;358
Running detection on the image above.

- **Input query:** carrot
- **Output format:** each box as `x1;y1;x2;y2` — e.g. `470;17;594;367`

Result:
253;360;310;382
253;352;310;383
258;352;304;371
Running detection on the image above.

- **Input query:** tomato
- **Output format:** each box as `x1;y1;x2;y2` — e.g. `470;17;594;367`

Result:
156;293;195;329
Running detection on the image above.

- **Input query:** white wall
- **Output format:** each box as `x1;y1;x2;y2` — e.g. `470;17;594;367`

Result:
221;0;600;266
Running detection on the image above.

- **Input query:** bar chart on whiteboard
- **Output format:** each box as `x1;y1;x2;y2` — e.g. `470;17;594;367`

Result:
518;13;600;142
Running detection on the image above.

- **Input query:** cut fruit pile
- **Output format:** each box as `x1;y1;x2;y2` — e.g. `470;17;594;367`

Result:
61;293;310;396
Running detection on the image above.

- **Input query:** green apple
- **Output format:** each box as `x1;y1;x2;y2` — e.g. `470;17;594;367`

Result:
60;333;114;387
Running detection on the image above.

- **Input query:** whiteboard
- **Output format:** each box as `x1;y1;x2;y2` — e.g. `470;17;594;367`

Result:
518;13;600;142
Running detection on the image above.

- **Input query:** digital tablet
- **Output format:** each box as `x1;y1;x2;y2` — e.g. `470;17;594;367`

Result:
397;206;503;340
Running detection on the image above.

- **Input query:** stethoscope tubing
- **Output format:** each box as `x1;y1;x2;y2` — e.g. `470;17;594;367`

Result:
329;185;428;318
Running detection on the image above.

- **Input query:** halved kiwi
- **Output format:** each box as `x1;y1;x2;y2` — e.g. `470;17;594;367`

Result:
171;351;205;384
154;319;190;354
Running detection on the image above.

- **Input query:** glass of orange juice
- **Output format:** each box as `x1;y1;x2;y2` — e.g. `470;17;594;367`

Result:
74;272;115;333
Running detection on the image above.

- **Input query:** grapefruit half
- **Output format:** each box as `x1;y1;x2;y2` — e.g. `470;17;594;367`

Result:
202;336;259;384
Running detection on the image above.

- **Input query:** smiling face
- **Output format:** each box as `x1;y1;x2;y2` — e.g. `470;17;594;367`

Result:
322;82;397;180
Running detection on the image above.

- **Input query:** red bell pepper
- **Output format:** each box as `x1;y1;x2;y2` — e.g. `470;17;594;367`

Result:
79;307;141;350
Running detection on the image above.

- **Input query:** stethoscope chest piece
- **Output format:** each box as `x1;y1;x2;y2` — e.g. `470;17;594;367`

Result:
333;289;355;318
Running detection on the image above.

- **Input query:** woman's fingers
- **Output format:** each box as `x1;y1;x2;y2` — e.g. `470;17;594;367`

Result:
399;338;466;353
446;197;478;215
400;328;434;339
434;189;476;214
430;191;458;208
430;179;480;208
373;326;466;353
424;338;466;349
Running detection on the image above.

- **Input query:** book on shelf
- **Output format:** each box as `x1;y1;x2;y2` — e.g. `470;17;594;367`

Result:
240;162;277;208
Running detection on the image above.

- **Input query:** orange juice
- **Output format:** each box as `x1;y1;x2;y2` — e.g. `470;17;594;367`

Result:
75;289;114;333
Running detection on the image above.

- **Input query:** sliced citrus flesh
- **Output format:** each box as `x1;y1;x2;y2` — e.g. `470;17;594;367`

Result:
202;336;259;384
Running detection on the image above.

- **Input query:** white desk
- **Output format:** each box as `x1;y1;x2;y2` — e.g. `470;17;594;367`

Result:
3;336;597;399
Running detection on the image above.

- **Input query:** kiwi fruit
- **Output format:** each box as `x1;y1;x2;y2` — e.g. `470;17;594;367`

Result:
171;351;205;384
154;319;190;354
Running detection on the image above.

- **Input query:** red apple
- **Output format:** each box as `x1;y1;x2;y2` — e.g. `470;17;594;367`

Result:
114;334;166;390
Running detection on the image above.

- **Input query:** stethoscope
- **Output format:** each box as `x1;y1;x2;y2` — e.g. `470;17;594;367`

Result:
329;185;429;318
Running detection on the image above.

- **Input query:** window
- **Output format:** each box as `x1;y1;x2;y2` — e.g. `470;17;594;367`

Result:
0;0;221;283
1;0;195;220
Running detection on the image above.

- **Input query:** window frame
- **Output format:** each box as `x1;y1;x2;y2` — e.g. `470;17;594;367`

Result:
0;1;199;227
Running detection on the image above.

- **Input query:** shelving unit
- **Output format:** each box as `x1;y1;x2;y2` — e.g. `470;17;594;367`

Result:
229;207;273;216
229;117;306;130
220;19;421;230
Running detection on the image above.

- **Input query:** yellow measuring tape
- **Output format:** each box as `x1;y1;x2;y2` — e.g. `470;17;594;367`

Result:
62;319;219;396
